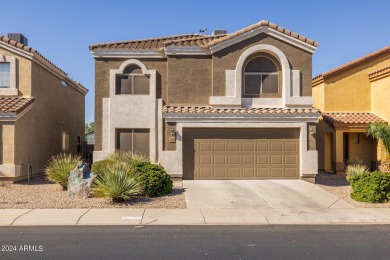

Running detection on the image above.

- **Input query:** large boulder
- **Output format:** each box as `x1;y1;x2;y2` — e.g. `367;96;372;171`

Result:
67;161;96;199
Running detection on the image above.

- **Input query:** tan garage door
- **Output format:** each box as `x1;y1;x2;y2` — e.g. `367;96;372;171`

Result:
183;128;299;180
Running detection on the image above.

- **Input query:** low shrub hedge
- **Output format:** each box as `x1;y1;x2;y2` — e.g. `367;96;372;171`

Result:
136;163;173;197
347;171;390;203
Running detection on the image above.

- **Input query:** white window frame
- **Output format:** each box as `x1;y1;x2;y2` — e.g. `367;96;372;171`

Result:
0;56;17;96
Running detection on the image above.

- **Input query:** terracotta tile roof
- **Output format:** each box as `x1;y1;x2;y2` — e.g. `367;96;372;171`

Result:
163;106;320;115
163;35;226;47
0;97;35;114
89;34;208;50
313;45;390;81
207;20;318;47
0;35;86;94
322;112;386;128
90;20;318;51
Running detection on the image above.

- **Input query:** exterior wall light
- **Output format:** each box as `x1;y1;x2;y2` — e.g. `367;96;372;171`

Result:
169;129;176;143
309;125;316;136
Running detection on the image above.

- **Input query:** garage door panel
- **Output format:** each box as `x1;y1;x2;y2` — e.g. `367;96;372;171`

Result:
285;155;298;165
243;168;255;178
242;142;255;152
242;155;255;165
257;155;269;165
199;155;212;165
270;168;283;178
228;168;241;178
228;143;240;152
270;154;283;165
214;168;227;178
257;168;269;178
214;143;226;152
191;132;299;180
214;155;227;165
285;142;298;152
199;142;212;152
199;168;212;178
271;142;283;152
228;155;240;164
285;168;298;178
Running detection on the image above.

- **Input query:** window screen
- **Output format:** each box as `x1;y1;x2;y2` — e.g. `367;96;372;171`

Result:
115;65;150;95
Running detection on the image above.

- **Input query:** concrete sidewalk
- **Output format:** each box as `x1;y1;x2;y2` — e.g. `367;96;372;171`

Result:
1;208;390;226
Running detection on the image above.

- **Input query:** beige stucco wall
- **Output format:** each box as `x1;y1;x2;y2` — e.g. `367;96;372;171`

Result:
0;48;32;96
0;122;15;165
167;56;212;105
94;58;167;151
212;34;313;97
19;62;85;175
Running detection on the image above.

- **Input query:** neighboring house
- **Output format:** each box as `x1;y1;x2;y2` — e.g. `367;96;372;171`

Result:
0;34;88;181
313;45;390;173
90;20;320;182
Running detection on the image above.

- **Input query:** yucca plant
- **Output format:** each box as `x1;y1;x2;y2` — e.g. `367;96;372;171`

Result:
92;163;142;202
366;123;390;173
346;164;369;182
45;153;80;190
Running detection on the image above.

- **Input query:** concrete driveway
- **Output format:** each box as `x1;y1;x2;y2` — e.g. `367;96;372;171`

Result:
183;180;354;210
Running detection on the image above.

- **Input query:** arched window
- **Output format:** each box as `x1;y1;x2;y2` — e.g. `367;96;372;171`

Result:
115;65;150;95
243;55;280;97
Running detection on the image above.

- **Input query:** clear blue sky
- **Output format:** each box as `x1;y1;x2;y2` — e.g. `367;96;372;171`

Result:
1;0;390;123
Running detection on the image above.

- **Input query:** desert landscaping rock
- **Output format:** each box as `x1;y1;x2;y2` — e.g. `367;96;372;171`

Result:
0;176;186;209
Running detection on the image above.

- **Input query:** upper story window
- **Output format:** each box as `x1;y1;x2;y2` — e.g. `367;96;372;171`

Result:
115;65;150;95
0;63;10;88
243;55;281;97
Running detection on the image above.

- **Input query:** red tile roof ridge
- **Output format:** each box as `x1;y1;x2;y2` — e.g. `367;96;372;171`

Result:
0;35;86;93
89;34;207;50
207;20;318;48
0;96;35;114
313;45;390;80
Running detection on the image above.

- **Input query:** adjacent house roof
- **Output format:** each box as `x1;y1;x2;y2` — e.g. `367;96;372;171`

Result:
89;20;318;52
0;97;35;114
313;45;390;83
322;112;386;128
0;35;87;95
163;106;320;116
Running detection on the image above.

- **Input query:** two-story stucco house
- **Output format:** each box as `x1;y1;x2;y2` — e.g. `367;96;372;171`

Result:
0;34;88;181
90;20;320;182
313;45;390;173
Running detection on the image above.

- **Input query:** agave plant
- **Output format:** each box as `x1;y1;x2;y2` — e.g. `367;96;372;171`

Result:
366;123;390;172
45;153;80;190
92;163;142;202
345;164;369;182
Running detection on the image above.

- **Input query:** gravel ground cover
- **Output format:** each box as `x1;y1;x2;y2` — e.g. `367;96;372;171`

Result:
0;175;186;209
315;171;390;208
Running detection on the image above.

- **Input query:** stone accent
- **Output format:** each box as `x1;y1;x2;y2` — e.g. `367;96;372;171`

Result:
67;162;96;199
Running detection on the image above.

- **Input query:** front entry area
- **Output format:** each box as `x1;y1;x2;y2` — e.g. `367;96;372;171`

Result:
183;128;300;180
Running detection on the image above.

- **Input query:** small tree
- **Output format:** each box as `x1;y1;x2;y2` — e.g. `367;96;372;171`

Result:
366;123;390;172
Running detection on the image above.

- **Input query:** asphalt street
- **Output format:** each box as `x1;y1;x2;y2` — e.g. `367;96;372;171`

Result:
1;225;390;259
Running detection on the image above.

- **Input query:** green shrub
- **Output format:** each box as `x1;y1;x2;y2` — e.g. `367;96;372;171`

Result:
346;164;369;182
92;163;141;202
348;171;390;203
136;163;173;197
91;152;150;175
45;153;80;190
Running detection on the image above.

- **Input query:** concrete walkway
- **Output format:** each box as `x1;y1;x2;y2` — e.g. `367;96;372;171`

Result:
1;208;390;226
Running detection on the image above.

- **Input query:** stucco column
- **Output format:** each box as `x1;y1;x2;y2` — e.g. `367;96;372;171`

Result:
333;130;344;172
